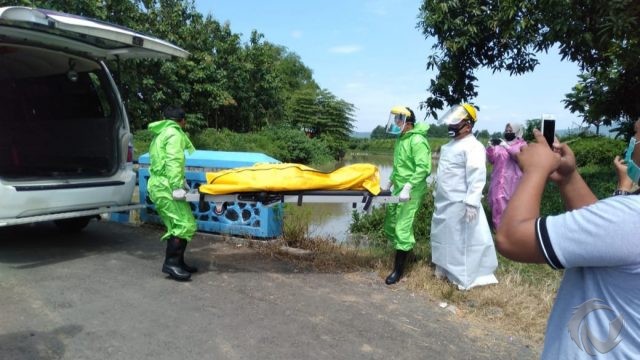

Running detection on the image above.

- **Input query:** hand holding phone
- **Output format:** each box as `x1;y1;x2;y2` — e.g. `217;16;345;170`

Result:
540;115;556;148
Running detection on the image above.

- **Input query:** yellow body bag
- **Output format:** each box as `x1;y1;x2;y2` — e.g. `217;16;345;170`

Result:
199;163;381;196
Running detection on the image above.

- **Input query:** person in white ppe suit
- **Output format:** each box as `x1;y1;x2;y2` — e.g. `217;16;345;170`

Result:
430;103;498;290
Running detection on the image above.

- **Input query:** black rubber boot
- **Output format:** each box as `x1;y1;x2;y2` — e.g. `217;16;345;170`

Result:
385;250;409;285
162;237;191;281
179;239;198;273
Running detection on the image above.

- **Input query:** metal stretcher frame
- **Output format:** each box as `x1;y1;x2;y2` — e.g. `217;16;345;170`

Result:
185;189;399;211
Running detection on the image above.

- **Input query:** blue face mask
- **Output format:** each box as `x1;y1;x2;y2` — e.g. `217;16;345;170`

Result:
386;124;402;135
625;137;640;184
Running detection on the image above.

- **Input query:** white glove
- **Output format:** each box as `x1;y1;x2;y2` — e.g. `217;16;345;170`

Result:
183;179;190;190
399;183;412;202
172;188;187;200
464;205;478;223
381;181;392;192
499;140;509;148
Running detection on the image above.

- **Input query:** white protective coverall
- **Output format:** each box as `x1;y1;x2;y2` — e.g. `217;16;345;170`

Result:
430;135;498;290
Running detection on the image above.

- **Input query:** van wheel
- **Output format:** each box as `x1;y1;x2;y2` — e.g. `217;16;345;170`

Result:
54;216;92;233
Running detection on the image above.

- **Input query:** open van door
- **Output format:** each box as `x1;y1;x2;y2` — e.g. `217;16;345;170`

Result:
0;6;188;231
0;6;189;59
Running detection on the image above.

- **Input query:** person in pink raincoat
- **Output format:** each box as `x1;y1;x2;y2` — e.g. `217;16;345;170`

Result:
486;122;527;230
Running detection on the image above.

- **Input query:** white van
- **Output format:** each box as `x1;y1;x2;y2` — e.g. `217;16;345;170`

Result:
0;7;188;231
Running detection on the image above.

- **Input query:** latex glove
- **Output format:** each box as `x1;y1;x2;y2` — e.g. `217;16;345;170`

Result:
183;179;190;190
464;205;478;223
499;140;509;148
399;183;412;202
172;188;187;200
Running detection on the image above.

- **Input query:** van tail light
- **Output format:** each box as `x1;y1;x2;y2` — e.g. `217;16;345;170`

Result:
127;143;134;163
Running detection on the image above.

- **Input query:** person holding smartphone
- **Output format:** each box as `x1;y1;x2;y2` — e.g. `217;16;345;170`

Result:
496;125;640;357
486;122;527;230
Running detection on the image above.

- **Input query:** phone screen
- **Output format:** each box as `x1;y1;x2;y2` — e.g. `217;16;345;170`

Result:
541;119;555;148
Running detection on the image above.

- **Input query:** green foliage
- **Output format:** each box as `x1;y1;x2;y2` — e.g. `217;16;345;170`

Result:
523;119;542;141
8;0;355;156
263;127;333;164
566;136;626;167
418;0;544;117
350;186;436;253
287;88;355;151
348;138;371;152
417;0;640;132
347;137;451;155
132;129;154;161
349;207;387;247
426;138;450;154
370;125;395;139
189;126;334;165
427;123;449;137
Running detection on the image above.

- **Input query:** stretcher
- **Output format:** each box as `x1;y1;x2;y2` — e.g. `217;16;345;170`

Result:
185;189;398;212
185;162;402;212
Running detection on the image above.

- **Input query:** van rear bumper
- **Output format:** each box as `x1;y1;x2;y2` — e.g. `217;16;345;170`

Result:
14;181;126;191
0;203;144;227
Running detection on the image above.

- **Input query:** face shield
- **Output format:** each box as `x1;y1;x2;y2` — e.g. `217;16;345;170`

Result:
438;105;470;126
386;112;407;135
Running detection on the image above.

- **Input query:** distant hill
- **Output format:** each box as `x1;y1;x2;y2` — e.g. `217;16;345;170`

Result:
351;131;371;139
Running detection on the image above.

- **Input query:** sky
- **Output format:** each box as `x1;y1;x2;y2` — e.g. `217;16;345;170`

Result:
196;0;584;134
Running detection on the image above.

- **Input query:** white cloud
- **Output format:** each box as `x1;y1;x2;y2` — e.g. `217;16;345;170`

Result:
328;45;362;54
291;30;303;39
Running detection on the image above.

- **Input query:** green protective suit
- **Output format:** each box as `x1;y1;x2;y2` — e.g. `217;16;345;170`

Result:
383;122;432;251
147;120;197;242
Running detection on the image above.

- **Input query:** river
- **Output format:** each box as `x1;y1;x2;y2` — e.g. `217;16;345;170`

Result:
304;153;393;242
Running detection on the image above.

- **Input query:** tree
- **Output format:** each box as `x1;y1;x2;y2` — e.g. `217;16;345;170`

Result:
427;123;449;137
418;0;640;135
8;0;357;156
475;129;490;139
371;125;394;139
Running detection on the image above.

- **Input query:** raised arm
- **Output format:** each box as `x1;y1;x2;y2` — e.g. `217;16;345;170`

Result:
495;130;560;263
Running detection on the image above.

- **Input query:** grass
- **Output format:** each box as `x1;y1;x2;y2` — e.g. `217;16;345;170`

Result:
260;204;561;350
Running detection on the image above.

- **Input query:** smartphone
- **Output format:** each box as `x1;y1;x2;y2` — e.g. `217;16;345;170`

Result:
540;115;556;148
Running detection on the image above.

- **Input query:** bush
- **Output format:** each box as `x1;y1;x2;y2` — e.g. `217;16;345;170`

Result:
567;135;626;168
188;126;335;165
262;127;333;165
132;129;154;161
350;184;436;259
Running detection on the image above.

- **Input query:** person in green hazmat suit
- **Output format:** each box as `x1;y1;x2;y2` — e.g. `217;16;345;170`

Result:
147;107;197;281
382;106;431;285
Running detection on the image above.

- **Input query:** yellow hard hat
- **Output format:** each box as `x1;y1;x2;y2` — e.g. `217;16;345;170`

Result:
390;105;411;116
439;103;477;125
461;103;477;122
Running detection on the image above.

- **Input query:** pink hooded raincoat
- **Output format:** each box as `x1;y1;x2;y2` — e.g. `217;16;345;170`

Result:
486;125;527;229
